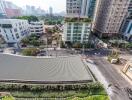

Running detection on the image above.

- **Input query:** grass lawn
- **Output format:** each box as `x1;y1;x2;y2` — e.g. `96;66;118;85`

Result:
1;95;15;100
11;90;109;100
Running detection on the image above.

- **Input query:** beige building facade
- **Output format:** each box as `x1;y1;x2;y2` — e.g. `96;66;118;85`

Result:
123;61;132;80
93;0;131;37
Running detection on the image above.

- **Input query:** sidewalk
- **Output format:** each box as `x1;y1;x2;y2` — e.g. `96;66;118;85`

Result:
104;55;132;86
83;59;112;100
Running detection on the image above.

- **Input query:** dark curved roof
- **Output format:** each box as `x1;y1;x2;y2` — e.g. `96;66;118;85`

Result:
0;54;93;84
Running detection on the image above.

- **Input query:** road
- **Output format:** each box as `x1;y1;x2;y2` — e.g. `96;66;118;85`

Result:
84;49;132;100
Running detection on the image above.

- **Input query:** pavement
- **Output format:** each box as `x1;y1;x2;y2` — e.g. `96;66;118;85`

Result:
0;54;93;84
84;49;132;100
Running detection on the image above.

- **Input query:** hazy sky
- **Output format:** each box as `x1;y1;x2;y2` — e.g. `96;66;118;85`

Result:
6;0;66;13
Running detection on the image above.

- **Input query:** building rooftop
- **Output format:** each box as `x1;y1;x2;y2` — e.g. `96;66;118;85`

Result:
0;54;93;84
64;17;91;23
0;19;28;23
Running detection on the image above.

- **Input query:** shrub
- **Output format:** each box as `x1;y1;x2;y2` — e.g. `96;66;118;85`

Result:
22;48;40;56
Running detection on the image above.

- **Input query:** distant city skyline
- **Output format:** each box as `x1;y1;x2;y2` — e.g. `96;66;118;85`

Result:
5;0;66;13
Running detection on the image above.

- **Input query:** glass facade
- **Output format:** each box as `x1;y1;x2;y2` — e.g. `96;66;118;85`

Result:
127;23;132;34
65;22;90;43
88;0;96;18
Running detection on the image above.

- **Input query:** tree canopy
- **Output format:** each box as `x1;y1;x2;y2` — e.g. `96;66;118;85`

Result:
16;16;39;23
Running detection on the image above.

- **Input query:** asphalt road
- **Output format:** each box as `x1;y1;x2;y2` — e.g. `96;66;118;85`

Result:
85;49;132;100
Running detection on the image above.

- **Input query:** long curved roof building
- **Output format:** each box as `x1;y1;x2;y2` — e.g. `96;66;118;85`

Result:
0;54;93;84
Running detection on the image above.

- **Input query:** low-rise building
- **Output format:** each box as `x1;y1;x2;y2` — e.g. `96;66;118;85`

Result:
63;18;91;43
30;21;44;36
0;19;30;47
123;61;132;80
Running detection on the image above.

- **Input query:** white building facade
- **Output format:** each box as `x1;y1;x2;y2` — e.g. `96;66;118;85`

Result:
30;21;44;36
64;22;91;43
0;19;30;46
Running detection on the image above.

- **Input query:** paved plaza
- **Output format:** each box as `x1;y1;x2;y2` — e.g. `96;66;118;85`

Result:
0;54;93;84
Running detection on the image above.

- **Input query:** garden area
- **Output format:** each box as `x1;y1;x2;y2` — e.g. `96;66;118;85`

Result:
0;83;109;100
64;17;91;23
21;34;44;47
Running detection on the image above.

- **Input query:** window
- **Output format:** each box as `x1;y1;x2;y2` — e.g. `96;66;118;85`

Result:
67;37;70;40
15;33;20;39
10;29;12;33
12;34;15;40
2;24;12;28
6;34;9;40
67;34;71;36
14;28;17;32
127;23;132;34
4;29;6;33
67;30;71;33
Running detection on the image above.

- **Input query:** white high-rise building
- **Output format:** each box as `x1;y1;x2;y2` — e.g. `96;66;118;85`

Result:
64;0;92;43
93;0;131;38
64;21;91;43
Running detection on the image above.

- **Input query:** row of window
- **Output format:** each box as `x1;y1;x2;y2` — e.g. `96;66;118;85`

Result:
5;33;20;41
67;37;88;41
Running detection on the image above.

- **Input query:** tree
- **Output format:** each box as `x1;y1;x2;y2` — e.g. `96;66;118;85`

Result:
16;16;38;23
21;38;29;45
30;40;41;47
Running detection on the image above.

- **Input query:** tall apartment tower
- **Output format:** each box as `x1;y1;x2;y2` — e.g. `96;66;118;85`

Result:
66;0;96;18
93;0;131;38
64;0;95;43
49;7;53;16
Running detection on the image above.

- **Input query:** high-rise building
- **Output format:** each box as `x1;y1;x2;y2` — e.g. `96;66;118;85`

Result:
49;7;53;16
93;0;131;38
66;0;96;18
64;0;92;43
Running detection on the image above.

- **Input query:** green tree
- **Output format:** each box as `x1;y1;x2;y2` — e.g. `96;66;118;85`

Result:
16;16;38;23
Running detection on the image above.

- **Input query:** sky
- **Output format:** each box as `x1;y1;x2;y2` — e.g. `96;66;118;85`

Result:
6;0;66;13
